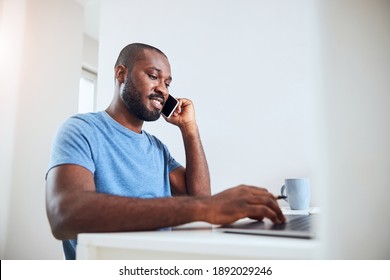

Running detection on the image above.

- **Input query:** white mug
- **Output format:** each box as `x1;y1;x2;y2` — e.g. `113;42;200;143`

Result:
280;178;310;210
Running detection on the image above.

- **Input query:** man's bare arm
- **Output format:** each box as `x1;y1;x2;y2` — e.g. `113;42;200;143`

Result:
46;164;284;240
46;164;207;240
166;98;211;196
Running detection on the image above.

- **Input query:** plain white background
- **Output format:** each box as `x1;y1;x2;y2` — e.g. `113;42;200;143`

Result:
1;0;389;259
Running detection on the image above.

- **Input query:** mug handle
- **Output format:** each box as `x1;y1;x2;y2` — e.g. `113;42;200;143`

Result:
281;185;288;202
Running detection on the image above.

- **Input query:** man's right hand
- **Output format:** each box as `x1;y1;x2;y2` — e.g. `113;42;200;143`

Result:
200;185;286;225
47;165;285;240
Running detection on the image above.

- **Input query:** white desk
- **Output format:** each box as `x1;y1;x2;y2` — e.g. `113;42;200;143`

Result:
76;221;321;260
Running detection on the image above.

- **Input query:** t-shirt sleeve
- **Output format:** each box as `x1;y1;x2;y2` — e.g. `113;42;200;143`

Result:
167;152;182;173
46;116;96;177
159;141;182;173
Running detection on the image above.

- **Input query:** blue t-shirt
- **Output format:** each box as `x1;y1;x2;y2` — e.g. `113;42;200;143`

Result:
47;111;181;259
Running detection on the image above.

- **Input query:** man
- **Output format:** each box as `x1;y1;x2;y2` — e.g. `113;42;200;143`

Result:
46;43;285;260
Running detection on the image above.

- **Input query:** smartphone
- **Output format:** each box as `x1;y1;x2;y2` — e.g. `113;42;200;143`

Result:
161;94;179;118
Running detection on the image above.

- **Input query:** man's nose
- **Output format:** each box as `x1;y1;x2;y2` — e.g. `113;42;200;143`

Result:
155;81;169;98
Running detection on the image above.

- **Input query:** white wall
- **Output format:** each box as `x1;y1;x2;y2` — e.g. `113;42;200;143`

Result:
0;0;25;258
82;34;99;73
97;0;321;207
0;0;83;259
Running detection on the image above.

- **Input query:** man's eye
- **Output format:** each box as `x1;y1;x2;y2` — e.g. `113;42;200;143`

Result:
148;74;157;80
165;83;170;88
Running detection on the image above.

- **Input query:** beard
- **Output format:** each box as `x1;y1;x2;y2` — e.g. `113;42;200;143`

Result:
121;77;162;122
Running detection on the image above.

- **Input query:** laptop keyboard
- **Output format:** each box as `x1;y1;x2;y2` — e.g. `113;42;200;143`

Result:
271;215;313;231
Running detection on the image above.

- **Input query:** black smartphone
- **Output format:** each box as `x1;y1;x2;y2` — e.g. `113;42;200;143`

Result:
161;94;179;118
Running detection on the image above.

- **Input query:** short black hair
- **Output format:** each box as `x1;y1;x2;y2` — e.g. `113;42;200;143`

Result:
114;43;167;70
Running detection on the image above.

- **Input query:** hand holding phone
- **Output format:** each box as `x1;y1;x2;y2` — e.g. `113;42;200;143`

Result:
161;94;179;118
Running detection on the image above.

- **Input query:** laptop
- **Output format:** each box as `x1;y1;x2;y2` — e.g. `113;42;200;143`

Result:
217;214;318;239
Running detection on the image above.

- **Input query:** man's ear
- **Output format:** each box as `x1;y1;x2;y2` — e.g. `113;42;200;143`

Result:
115;65;127;84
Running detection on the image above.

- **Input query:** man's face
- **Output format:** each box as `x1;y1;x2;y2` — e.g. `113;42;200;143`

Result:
121;49;172;121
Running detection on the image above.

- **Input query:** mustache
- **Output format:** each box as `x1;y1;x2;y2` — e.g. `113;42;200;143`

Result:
148;93;165;105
